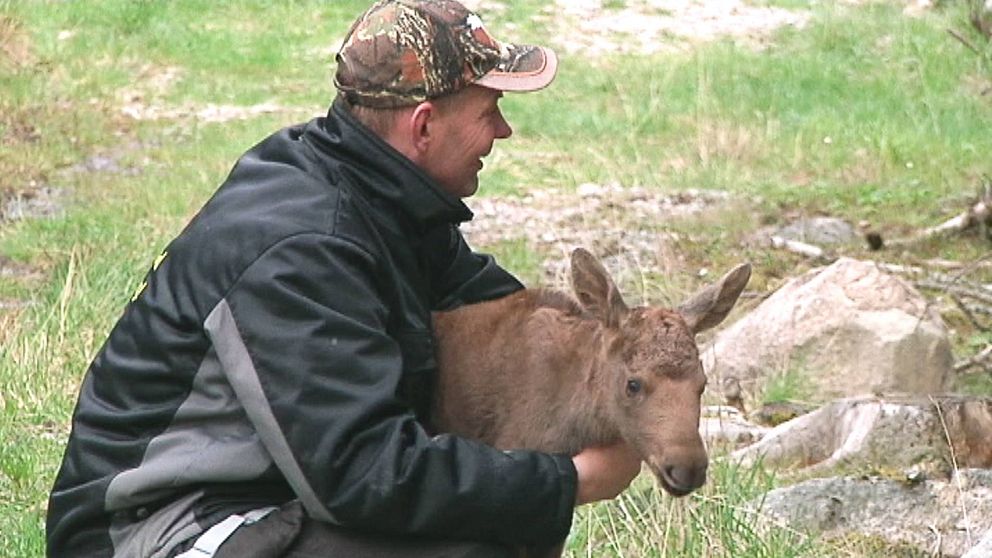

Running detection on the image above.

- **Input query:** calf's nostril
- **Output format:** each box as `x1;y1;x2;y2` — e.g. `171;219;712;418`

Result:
663;464;707;492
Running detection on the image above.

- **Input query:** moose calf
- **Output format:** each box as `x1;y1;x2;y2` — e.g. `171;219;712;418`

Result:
432;248;750;557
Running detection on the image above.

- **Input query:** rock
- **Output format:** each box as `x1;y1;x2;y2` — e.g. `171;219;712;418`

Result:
720;376;747;414
731;395;992;474
699;406;769;448
774;216;857;245
903;0;933;17
1;186;67;223
702;257;954;400
756;470;992;557
962;527;992;558
750;400;817;427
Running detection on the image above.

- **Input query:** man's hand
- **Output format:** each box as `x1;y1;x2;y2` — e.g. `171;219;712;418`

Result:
571;441;641;506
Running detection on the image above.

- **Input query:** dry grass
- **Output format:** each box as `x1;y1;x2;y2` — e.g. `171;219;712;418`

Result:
0;15;32;68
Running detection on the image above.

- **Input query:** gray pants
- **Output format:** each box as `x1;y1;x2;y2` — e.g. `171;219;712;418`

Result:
175;501;514;558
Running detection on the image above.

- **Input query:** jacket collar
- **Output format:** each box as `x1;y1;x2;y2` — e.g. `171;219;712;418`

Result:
305;98;474;230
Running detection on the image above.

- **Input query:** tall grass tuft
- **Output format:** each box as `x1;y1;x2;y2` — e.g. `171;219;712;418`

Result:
567;459;816;558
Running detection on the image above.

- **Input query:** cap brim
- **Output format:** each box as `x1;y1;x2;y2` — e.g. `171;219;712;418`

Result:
475;44;558;93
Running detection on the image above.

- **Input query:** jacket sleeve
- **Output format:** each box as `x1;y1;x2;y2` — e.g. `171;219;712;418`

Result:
426;224;524;310
211;232;576;546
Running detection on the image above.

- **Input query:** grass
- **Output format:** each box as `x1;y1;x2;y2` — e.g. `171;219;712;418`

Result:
761;362;815;407
567;459;814;558
1;0;991;556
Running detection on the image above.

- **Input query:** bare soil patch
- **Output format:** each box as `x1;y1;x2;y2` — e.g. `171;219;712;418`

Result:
464;185;735;294
550;0;809;55
0;185;66;224
463;0;810;55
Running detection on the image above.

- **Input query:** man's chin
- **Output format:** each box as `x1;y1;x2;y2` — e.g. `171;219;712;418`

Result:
436;176;479;199
456;179;480;198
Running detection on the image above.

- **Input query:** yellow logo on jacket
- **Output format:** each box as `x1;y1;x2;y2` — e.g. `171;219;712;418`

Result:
131;250;168;302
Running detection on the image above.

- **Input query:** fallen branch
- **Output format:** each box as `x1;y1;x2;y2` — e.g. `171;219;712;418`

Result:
884;199;992;248
877;261;992;292
918;258;992;271
954;344;992;373
951;293;989;332
879;256;992;375
970;0;992;40
947;27;982;55
880;258;992;368
915;279;992;307
770;235;828;259
869;180;992;250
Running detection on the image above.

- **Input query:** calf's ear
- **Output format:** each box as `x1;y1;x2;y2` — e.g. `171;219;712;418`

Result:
677;263;751;334
570;248;629;329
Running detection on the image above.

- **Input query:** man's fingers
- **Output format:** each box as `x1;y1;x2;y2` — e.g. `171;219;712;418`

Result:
572;442;643;506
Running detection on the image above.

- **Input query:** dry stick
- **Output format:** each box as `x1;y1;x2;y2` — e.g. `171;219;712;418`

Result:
928;525;944;557
880;179;992;249
886;200;991;248
916;279;992;307
953;344;992;373
920;257;992;271
769;235;828;260
883;253;992;374
947;27;983;55
951;293;991;332
959;301;992;318
882;255;992;303
929;396;974;550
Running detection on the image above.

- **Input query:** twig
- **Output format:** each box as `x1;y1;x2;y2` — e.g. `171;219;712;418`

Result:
929;396;973;550
877;194;992;249
947;27;982;55
951;293;989;332
958;300;992;318
769;236;827;259
920;258;992;271
882;254;992;374
916;280;992;306
928;524;943;557
880;263;992;307
953;344;992;373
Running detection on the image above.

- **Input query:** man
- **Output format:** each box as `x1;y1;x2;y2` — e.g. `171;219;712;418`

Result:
47;1;641;557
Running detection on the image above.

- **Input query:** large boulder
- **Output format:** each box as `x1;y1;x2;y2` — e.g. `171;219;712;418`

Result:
702;257;953;400
756;469;992;557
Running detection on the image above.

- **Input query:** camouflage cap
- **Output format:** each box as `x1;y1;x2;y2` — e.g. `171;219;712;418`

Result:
334;0;558;108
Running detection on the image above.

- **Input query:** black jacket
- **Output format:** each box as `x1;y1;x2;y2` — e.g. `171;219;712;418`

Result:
47;100;577;558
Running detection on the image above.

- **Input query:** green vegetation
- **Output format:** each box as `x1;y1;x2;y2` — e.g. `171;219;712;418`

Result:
761;359;816;406
572;459;813;557
2;0;990;556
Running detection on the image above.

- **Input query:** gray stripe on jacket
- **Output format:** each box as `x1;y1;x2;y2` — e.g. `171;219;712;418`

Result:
204;299;333;522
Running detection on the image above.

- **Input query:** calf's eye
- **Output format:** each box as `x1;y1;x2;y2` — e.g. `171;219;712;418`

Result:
626;379;642;397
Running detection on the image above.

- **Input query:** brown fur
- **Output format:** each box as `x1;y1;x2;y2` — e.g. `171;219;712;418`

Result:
430;249;750;557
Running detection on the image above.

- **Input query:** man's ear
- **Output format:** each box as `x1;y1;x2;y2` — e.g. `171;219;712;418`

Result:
408;101;435;155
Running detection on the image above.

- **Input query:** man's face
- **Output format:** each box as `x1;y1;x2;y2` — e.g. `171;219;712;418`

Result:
422;86;513;198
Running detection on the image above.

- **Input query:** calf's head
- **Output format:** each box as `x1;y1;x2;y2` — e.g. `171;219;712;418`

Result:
570;248;750;497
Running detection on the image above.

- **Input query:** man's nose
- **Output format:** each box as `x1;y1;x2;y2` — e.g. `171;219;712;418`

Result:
495;112;512;139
